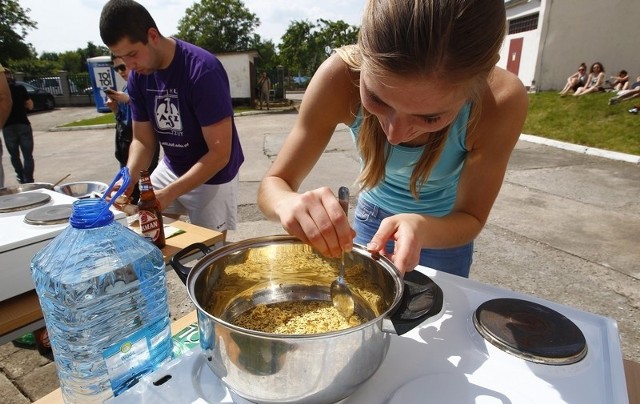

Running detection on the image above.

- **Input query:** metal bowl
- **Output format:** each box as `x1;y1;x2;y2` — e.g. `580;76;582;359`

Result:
54;181;108;199
0;182;54;196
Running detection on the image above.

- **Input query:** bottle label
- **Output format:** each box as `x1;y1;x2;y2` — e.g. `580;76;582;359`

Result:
139;210;161;242
103;328;152;393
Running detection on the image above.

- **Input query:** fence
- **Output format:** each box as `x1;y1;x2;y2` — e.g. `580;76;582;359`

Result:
15;71;95;108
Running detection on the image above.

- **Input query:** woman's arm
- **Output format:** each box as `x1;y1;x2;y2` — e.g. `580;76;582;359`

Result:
258;54;359;257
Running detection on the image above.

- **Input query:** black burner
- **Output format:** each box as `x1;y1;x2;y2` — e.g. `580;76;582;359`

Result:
0;193;51;213
24;204;73;225
473;298;587;365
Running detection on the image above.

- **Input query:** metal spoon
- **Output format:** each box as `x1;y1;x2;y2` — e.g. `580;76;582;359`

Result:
330;186;355;318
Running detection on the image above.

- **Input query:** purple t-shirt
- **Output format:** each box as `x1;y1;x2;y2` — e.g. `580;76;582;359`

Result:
128;39;244;184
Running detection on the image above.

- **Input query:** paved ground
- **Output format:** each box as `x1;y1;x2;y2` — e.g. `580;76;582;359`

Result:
1;103;639;403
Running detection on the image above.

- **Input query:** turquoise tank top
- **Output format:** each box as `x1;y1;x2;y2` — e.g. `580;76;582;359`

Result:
349;103;470;216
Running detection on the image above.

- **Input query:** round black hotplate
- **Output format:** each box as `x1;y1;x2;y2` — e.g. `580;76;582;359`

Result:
473;298;587;365
0;193;51;213
24;204;73;225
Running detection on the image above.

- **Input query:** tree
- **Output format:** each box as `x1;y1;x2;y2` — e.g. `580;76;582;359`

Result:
0;0;37;64
253;37;278;72
278;20;317;78
278;19;359;79
176;0;260;53
315;19;359;58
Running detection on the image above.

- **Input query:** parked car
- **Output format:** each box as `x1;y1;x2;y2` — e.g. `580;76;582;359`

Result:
15;81;56;111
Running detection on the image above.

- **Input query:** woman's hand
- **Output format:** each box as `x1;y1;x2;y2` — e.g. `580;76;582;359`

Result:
275;186;355;258
366;213;426;274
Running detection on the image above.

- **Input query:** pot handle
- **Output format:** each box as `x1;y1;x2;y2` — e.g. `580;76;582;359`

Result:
386;271;444;335
169;242;212;284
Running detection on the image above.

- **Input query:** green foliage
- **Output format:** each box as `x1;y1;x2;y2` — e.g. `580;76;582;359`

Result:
176;0;259;53
278;19;359;78
6;58;60;75
0;0;37;64
254;39;278;72
524;91;640;155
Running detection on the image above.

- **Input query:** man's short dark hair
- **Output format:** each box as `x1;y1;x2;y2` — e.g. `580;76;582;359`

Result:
99;0;159;46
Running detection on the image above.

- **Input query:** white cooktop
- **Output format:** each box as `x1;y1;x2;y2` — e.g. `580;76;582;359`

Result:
0;189;125;252
0;189;127;301
108;267;629;404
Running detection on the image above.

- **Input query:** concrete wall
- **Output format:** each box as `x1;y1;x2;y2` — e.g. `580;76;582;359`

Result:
499;0;638;91
538;0;637;91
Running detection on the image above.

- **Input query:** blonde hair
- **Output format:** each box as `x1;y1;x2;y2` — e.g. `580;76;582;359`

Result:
340;0;506;198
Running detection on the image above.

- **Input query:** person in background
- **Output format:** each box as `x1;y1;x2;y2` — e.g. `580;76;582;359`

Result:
105;54;159;203
99;0;244;236
258;72;271;110
573;62;606;96
257;0;528;277
0;63;12;188
2;68;35;184
610;70;630;92
559;63;588;97
608;75;640;105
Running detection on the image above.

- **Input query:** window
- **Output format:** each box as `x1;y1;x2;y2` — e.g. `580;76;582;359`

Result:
508;13;539;34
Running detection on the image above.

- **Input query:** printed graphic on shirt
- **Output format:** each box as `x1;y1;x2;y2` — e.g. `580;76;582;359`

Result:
154;92;182;133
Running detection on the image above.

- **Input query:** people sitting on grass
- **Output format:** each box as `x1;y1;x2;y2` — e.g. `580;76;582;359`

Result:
573;62;606;96
608;76;640;105
610;70;630;92
559;63;588;96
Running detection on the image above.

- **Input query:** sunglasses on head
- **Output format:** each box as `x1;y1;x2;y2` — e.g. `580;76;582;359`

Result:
113;64;127;73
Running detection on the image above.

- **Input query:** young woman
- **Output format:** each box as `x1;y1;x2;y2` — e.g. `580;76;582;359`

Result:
258;0;528;277
573;62;606;96
559;63;588;96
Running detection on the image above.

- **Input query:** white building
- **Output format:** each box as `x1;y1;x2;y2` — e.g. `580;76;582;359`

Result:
497;0;637;91
216;50;260;103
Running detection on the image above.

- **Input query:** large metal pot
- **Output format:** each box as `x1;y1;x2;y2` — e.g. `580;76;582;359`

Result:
171;235;443;404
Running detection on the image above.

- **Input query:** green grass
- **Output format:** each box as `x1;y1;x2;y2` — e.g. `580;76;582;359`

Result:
60;92;640;156
60;113;115;127
60;106;254;128
525;91;640;155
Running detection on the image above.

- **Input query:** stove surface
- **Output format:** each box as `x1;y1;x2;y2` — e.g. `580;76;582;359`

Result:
108;267;629;404
0;189;78;252
0;189;127;301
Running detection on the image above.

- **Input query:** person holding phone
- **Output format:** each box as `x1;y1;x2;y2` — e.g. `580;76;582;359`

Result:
105;54;159;203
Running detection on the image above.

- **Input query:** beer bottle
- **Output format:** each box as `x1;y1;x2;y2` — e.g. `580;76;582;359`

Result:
138;170;166;249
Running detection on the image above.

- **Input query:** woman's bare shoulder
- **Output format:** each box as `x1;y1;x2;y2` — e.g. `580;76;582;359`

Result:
299;54;361;126
469;67;528;146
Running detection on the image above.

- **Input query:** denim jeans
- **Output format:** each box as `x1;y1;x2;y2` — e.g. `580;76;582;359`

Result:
2;124;34;183
353;197;473;277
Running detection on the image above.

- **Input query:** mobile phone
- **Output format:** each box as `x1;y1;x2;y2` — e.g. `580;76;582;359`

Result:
104;88;116;95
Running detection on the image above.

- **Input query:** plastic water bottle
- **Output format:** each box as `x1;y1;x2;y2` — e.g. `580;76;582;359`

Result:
31;168;172;403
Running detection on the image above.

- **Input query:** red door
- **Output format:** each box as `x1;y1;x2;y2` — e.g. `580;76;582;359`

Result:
506;37;523;76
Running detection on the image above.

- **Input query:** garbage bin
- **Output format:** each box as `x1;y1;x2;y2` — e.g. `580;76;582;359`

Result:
87;56;124;113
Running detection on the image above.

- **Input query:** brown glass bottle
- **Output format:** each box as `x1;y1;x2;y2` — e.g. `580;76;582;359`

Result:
138;170;166;249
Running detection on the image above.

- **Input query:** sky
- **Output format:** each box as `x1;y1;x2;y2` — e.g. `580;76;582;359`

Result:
18;0;366;54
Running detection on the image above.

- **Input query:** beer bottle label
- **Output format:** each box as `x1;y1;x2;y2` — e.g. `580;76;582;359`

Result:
139;209;161;242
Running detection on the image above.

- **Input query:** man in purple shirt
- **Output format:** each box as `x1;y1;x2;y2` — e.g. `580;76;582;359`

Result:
100;0;244;234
